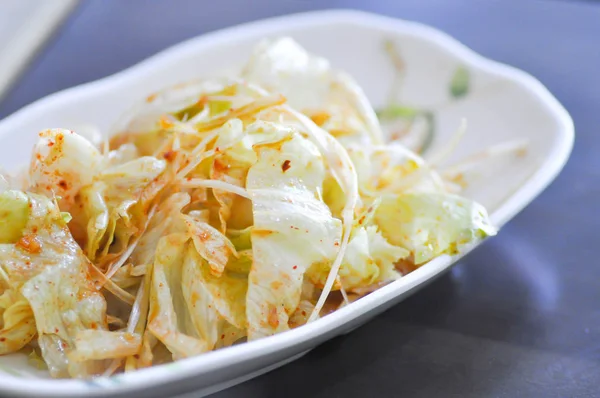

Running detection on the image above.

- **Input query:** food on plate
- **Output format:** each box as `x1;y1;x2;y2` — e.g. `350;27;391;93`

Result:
0;37;496;378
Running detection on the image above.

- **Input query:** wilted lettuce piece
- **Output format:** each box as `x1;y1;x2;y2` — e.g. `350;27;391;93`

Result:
0;293;36;355
226;249;252;274
242;37;383;147
209;119;252;231
183;247;247;333
70;330;141;361
145;196;248;357
214;322;246;349
307;226;408;291
183;214;237;278
0;192;113;377
148;234;210;360
364;226;409;280
375;193;497;264
29;129;102;208
23;265;110;377
78;156;167;262
107;143;139;166
135;191;241;360
148;231;246;357
246;132;342;340
288;299;315;329
0;190;30;243
346;144;444;198
130;130;169;157
100;156;167;194
180;248;220;349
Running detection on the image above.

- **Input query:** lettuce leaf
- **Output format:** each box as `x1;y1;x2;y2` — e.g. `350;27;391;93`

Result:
307;225;408;291
0;192;115;377
147;234;210;360
0;190;30;243
29;129;102;209
78;157;167;263
375;192;496;264
242;37;382;147
246;132;342;339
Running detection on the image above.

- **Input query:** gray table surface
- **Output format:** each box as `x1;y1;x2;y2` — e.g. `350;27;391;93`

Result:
1;0;598;397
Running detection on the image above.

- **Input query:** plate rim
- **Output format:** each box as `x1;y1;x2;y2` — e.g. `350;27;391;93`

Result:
0;8;574;397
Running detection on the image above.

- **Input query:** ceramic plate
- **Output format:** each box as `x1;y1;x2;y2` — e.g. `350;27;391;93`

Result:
0;9;573;398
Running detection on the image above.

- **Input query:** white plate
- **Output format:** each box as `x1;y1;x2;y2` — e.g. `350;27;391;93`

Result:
0;9;573;398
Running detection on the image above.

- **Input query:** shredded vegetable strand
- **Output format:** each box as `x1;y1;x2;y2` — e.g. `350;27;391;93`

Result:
125;270;152;372
127;273;149;334
89;263;136;305
102;358;123;378
180;178;252;200
426;118;467;166
102;135;110;158
102;278;136;306
172;133;181;151
152;136;174;159
442;139;529;176
174;130;220;178
338;278;350;306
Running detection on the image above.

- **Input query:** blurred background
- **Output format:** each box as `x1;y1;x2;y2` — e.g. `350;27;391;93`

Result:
0;0;76;101
0;1;598;397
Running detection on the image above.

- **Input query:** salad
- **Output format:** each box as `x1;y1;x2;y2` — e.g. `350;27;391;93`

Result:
0;38;498;378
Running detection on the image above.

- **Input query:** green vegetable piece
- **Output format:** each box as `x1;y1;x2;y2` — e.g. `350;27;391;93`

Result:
173;85;237;121
60;212;72;224
450;66;470;99
0;190;30;243
226;227;252;251
418;111;436;155
376;104;419;121
208;100;232;116
173;99;206;121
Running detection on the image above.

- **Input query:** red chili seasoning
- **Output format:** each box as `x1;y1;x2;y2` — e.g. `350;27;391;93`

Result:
16;234;42;254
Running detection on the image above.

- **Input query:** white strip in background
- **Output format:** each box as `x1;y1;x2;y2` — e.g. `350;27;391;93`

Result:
0;0;78;100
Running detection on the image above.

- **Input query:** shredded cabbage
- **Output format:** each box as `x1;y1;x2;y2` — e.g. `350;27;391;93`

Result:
0;37;503;377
